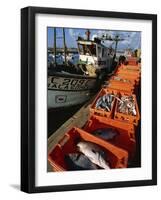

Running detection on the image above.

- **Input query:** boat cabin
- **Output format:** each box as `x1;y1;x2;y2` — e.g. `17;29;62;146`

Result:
77;37;113;71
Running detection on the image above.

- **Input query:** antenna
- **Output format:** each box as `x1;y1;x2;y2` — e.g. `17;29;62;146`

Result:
100;34;124;56
85;29;91;40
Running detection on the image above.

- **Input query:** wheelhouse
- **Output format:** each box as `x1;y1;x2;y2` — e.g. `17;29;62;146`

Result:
77;38;113;70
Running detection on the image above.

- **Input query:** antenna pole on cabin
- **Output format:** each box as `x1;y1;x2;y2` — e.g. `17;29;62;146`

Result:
85;29;90;40
114;36;119;56
54;27;57;66
63;28;67;65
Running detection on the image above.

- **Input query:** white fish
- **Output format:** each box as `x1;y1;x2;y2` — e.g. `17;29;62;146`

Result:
77;141;110;169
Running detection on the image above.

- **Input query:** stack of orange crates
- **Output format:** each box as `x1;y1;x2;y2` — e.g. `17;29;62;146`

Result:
48;62;141;171
104;63;141;95
87;62;141;161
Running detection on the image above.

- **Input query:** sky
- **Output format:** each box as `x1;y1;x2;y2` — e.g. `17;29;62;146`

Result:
47;27;141;50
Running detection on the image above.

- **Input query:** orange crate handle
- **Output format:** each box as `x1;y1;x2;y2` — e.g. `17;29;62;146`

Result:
57;133;70;148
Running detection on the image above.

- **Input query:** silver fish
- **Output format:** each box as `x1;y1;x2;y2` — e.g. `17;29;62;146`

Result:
101;101;107;108
65;153;98;170
95;94;114;112
95;97;103;108
117;95;136;116
77;141;110;169
105;105;110;112
102;95;106;102
108;94;113;103
92;128;118;140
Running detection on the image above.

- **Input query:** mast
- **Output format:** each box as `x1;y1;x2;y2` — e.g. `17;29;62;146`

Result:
111;35;124;59
54;27;57;66
63;28;67;65
114;35;119;56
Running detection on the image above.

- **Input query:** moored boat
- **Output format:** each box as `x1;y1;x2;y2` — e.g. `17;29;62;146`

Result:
48;28;121;108
48;72;98;108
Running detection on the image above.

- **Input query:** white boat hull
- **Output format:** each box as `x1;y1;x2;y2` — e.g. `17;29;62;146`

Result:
48;74;97;108
48;90;93;108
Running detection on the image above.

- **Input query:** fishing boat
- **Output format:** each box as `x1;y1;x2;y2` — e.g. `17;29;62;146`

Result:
48;29;122;108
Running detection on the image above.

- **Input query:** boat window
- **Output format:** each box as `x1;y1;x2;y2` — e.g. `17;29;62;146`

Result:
78;44;96;56
88;44;96;56
97;46;102;58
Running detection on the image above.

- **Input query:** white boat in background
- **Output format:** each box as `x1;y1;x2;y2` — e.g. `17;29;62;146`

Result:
48;29;122;109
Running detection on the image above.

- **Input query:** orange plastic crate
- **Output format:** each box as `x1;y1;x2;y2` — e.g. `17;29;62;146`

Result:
83;115;136;159
107;81;135;94
109;79;135;87
120;64;141;71
117;68;141;78
127;57;138;65
48;127;128;171
115;73;140;86
114;93;140;126
109;75;136;87
90;88;117;118
128;60;138;66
